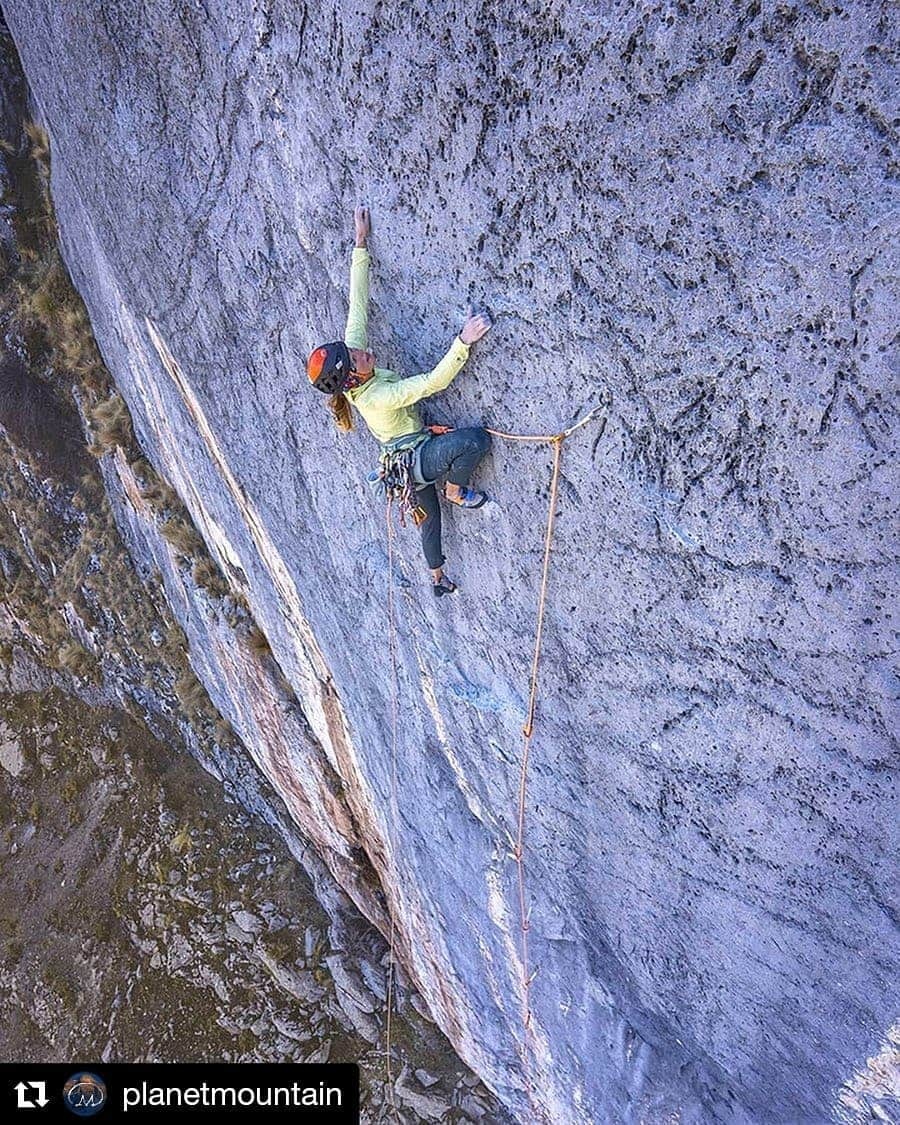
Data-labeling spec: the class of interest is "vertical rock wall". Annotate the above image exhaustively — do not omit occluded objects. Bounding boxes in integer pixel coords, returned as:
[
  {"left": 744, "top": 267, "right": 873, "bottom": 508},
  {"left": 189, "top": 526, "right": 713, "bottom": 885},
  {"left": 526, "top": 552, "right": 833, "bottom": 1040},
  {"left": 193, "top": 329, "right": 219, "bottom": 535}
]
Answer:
[
  {"left": 3, "top": 2, "right": 897, "bottom": 1121},
  {"left": 0, "top": 34, "right": 513, "bottom": 1115}
]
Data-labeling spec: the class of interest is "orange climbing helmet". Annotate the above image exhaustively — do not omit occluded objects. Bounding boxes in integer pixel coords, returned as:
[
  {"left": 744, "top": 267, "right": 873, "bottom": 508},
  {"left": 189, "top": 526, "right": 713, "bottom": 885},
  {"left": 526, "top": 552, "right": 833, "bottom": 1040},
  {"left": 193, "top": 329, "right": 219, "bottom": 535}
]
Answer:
[{"left": 307, "top": 341, "right": 352, "bottom": 395}]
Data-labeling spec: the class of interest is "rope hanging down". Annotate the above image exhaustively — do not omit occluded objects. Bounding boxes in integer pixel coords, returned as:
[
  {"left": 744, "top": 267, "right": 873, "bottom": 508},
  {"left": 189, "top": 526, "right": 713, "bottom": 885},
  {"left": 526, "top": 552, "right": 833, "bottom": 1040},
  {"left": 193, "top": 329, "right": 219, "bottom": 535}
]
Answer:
[
  {"left": 484, "top": 400, "right": 608, "bottom": 1118},
  {"left": 381, "top": 399, "right": 609, "bottom": 1122}
]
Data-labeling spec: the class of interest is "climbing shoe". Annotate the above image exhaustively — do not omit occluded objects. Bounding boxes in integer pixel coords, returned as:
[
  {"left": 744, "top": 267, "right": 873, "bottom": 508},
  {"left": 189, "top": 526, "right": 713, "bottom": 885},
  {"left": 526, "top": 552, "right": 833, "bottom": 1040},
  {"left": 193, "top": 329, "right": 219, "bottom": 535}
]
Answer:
[
  {"left": 432, "top": 575, "right": 458, "bottom": 598},
  {"left": 442, "top": 485, "right": 488, "bottom": 509}
]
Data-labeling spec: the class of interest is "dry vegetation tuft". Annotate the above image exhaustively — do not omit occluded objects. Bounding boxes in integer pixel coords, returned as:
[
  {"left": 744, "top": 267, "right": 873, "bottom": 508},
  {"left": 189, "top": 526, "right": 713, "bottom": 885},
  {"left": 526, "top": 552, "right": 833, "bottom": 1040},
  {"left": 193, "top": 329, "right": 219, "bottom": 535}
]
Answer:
[
  {"left": 57, "top": 640, "right": 97, "bottom": 681},
  {"left": 89, "top": 393, "right": 133, "bottom": 453},
  {"left": 160, "top": 514, "right": 206, "bottom": 558}
]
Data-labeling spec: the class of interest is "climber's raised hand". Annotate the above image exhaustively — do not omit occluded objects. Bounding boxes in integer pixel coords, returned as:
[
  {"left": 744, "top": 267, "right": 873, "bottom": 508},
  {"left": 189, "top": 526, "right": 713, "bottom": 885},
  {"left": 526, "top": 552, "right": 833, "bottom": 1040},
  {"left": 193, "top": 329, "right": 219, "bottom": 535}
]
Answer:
[
  {"left": 459, "top": 309, "right": 492, "bottom": 346},
  {"left": 354, "top": 204, "right": 370, "bottom": 248}
]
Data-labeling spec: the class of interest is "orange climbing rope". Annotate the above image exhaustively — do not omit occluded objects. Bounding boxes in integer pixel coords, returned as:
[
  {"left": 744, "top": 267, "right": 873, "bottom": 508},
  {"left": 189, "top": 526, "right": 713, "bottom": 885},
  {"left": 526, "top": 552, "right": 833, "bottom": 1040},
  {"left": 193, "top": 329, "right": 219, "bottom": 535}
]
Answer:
[
  {"left": 381, "top": 401, "right": 608, "bottom": 1122},
  {"left": 484, "top": 402, "right": 608, "bottom": 1119}
]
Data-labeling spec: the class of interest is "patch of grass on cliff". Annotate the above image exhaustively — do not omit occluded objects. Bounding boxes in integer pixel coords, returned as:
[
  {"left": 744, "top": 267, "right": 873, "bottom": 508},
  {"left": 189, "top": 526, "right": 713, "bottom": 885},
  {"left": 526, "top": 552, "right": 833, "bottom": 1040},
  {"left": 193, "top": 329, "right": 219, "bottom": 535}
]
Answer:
[
  {"left": 23, "top": 120, "right": 50, "bottom": 176},
  {"left": 261, "top": 928, "right": 300, "bottom": 965},
  {"left": 160, "top": 514, "right": 205, "bottom": 558},
  {"left": 174, "top": 666, "right": 217, "bottom": 727},
  {"left": 43, "top": 960, "right": 77, "bottom": 1015},
  {"left": 159, "top": 621, "right": 188, "bottom": 663},
  {"left": 214, "top": 716, "right": 236, "bottom": 746},
  {"left": 89, "top": 393, "right": 134, "bottom": 454},
  {"left": 10, "top": 247, "right": 111, "bottom": 396},
  {"left": 130, "top": 458, "right": 179, "bottom": 515},
  {"left": 169, "top": 824, "right": 193, "bottom": 855},
  {"left": 2, "top": 116, "right": 110, "bottom": 398},
  {"left": 0, "top": 119, "right": 55, "bottom": 252},
  {"left": 127, "top": 457, "right": 238, "bottom": 612},
  {"left": 57, "top": 639, "right": 98, "bottom": 682},
  {"left": 59, "top": 773, "right": 85, "bottom": 805},
  {"left": 192, "top": 556, "right": 231, "bottom": 598},
  {"left": 0, "top": 112, "right": 253, "bottom": 762},
  {"left": 246, "top": 623, "right": 272, "bottom": 658},
  {"left": 4, "top": 118, "right": 261, "bottom": 672},
  {"left": 140, "top": 476, "right": 180, "bottom": 513},
  {"left": 222, "top": 591, "right": 250, "bottom": 630},
  {"left": 1, "top": 465, "right": 160, "bottom": 700},
  {"left": 2, "top": 543, "right": 74, "bottom": 660}
]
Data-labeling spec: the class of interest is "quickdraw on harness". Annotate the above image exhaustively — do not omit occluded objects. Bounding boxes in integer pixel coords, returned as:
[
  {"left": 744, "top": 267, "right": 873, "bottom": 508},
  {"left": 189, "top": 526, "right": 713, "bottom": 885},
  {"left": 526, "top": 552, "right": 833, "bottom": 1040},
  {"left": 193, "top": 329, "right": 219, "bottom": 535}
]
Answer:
[
  {"left": 374, "top": 432, "right": 430, "bottom": 528},
  {"left": 378, "top": 448, "right": 425, "bottom": 527}
]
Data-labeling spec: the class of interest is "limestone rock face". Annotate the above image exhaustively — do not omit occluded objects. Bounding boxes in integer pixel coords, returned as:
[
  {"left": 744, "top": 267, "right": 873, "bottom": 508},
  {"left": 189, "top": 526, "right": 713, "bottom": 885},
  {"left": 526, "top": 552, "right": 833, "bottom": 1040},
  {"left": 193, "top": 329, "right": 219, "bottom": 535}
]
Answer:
[{"left": 3, "top": 2, "right": 897, "bottom": 1121}]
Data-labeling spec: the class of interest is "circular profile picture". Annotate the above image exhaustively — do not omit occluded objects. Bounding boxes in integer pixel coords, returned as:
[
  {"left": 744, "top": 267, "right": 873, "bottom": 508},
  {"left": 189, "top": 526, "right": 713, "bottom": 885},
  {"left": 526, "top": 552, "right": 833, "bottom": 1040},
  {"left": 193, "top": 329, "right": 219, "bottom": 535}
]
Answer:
[{"left": 63, "top": 1072, "right": 107, "bottom": 1116}]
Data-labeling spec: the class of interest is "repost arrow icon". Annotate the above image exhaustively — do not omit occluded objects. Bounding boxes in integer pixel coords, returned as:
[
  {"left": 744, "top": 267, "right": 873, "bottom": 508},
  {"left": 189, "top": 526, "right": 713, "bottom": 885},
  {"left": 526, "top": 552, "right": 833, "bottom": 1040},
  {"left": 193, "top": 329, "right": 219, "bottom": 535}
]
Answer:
[{"left": 14, "top": 1081, "right": 48, "bottom": 1109}]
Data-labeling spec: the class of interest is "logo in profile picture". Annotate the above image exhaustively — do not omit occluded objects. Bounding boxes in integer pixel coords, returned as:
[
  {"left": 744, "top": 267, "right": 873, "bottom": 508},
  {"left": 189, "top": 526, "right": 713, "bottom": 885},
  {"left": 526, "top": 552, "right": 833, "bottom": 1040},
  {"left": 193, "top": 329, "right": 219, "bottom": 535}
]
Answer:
[{"left": 63, "top": 1072, "right": 107, "bottom": 1116}]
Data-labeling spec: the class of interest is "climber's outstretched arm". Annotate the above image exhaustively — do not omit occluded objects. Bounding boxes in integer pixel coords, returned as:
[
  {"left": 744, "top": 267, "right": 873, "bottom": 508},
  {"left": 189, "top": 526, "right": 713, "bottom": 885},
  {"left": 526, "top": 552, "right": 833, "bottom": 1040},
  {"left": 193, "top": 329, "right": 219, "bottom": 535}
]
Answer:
[
  {"left": 364, "top": 310, "right": 492, "bottom": 411},
  {"left": 344, "top": 205, "right": 370, "bottom": 350}
]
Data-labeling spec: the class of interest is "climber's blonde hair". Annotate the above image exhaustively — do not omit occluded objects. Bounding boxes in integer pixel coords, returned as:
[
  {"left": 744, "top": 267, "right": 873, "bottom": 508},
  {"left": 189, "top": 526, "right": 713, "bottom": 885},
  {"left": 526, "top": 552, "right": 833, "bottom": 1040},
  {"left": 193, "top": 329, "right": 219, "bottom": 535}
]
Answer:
[{"left": 328, "top": 392, "right": 354, "bottom": 433}]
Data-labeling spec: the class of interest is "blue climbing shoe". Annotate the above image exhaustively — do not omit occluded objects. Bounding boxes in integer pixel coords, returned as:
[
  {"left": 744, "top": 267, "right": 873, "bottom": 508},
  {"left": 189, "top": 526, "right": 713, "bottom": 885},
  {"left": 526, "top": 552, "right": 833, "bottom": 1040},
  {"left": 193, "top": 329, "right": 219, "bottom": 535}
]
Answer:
[
  {"left": 432, "top": 575, "right": 458, "bottom": 598},
  {"left": 442, "top": 485, "right": 488, "bottom": 509}
]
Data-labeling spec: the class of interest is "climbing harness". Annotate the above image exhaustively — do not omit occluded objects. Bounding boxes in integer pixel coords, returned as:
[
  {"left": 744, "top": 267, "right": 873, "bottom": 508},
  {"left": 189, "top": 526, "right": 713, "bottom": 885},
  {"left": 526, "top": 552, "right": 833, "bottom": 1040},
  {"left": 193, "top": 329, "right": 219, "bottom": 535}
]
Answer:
[
  {"left": 381, "top": 447, "right": 426, "bottom": 526},
  {"left": 380, "top": 397, "right": 610, "bottom": 1123},
  {"left": 368, "top": 432, "right": 431, "bottom": 527}
]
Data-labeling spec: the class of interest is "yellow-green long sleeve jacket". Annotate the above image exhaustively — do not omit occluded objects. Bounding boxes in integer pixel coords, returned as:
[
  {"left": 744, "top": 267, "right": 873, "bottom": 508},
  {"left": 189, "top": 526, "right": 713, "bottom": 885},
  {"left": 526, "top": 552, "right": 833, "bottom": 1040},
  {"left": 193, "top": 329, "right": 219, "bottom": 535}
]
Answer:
[{"left": 343, "top": 247, "right": 471, "bottom": 446}]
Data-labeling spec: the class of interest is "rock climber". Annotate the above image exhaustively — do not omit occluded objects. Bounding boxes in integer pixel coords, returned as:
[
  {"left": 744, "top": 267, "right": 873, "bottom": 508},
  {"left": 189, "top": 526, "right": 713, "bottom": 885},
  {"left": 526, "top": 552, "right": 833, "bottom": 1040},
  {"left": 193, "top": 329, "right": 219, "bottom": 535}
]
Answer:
[{"left": 306, "top": 205, "right": 493, "bottom": 598}]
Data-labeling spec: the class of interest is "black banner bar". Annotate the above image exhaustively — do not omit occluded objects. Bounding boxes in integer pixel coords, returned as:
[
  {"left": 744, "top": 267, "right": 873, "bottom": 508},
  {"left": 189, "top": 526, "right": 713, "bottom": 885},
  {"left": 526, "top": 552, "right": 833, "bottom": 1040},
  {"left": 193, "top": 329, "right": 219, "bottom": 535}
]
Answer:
[{"left": 0, "top": 1064, "right": 359, "bottom": 1122}]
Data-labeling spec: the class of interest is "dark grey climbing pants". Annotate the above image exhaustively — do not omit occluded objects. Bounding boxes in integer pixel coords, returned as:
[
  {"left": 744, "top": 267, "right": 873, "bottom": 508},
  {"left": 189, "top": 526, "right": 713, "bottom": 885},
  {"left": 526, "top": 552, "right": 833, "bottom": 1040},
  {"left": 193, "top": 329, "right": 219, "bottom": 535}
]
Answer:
[{"left": 416, "top": 427, "right": 492, "bottom": 569}]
